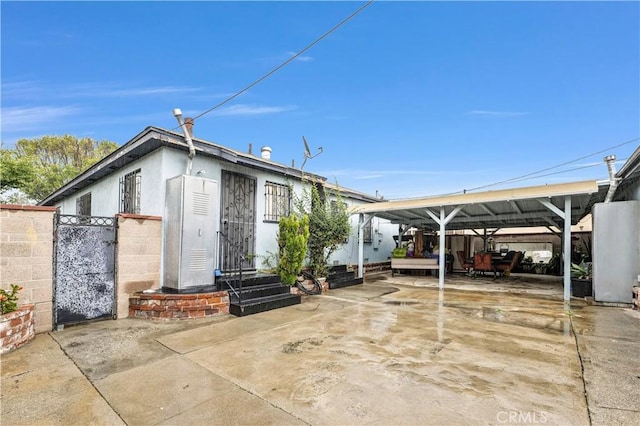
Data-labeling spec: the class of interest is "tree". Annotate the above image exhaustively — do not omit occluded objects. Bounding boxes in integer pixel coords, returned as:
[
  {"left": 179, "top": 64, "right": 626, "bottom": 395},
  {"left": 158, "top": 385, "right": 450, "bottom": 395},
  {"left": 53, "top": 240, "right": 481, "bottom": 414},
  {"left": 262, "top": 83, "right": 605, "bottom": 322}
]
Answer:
[
  {"left": 294, "top": 180, "right": 351, "bottom": 277},
  {"left": 0, "top": 149, "right": 35, "bottom": 192},
  {"left": 0, "top": 135, "right": 119, "bottom": 203}
]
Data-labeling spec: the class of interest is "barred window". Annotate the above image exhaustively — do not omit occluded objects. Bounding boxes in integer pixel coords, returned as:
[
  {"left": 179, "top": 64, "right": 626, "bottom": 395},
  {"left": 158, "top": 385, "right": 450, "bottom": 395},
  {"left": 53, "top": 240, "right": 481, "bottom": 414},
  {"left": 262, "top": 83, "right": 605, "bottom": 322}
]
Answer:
[
  {"left": 363, "top": 220, "right": 373, "bottom": 243},
  {"left": 119, "top": 169, "right": 141, "bottom": 214},
  {"left": 264, "top": 181, "right": 290, "bottom": 222},
  {"left": 76, "top": 193, "right": 91, "bottom": 216}
]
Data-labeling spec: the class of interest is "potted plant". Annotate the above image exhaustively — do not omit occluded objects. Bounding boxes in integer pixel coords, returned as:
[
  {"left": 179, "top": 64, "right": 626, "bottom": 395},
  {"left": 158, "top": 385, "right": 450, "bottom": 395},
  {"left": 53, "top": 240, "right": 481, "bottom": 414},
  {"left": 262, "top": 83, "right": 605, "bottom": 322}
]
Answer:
[
  {"left": 0, "top": 284, "right": 22, "bottom": 315},
  {"left": 571, "top": 262, "right": 592, "bottom": 297}
]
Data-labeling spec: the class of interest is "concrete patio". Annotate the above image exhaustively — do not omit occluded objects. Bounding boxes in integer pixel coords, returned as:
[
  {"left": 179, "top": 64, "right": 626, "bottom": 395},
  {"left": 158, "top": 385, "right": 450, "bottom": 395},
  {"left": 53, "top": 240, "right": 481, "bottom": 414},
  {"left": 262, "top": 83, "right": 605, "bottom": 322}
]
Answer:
[
  {"left": 1, "top": 273, "right": 638, "bottom": 425},
  {"left": 382, "top": 270, "right": 567, "bottom": 299}
]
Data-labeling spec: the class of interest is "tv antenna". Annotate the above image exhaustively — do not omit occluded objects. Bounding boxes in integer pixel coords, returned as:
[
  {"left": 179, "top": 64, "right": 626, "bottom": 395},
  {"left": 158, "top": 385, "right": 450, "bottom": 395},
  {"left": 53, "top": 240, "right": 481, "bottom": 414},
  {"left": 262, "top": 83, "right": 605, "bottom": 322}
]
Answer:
[{"left": 300, "top": 136, "right": 323, "bottom": 170}]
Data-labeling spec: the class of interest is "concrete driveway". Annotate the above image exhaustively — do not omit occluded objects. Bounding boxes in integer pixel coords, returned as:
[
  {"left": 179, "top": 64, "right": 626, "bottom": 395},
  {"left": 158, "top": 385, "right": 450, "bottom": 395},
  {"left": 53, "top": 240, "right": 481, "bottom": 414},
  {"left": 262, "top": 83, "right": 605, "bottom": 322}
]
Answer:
[{"left": 2, "top": 274, "right": 638, "bottom": 425}]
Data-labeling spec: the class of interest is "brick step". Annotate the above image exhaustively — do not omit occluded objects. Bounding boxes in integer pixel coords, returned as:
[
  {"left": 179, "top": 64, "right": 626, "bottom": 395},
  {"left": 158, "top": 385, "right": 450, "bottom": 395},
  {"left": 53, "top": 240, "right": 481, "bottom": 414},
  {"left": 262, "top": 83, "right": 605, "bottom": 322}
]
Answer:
[
  {"left": 228, "top": 283, "right": 291, "bottom": 303},
  {"left": 218, "top": 274, "right": 281, "bottom": 292},
  {"left": 329, "top": 264, "right": 348, "bottom": 273},
  {"left": 327, "top": 271, "right": 355, "bottom": 281},
  {"left": 327, "top": 275, "right": 354, "bottom": 286},
  {"left": 222, "top": 273, "right": 281, "bottom": 287},
  {"left": 329, "top": 276, "right": 363, "bottom": 289},
  {"left": 229, "top": 293, "right": 301, "bottom": 317}
]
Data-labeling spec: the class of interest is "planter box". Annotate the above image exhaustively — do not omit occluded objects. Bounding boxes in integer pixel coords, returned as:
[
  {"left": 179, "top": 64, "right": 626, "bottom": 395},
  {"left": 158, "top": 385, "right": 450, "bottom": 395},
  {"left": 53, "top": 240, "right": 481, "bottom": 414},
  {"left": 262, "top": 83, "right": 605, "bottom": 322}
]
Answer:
[
  {"left": 1, "top": 304, "right": 36, "bottom": 354},
  {"left": 391, "top": 257, "right": 439, "bottom": 276},
  {"left": 571, "top": 279, "right": 593, "bottom": 298}
]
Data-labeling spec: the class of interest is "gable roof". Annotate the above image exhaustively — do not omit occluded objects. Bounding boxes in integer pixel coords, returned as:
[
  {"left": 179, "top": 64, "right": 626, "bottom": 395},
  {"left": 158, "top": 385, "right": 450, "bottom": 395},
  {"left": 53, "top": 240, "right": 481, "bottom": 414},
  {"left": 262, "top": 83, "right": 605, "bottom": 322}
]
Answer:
[
  {"left": 39, "top": 126, "right": 326, "bottom": 206},
  {"left": 613, "top": 144, "right": 640, "bottom": 201},
  {"left": 617, "top": 145, "right": 640, "bottom": 179},
  {"left": 323, "top": 181, "right": 380, "bottom": 204}
]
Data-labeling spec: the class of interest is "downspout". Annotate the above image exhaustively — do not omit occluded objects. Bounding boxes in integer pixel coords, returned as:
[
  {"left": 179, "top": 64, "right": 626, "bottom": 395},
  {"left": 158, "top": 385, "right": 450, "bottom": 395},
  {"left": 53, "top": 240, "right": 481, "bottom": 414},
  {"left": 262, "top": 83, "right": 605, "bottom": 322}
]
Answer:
[
  {"left": 172, "top": 108, "right": 196, "bottom": 175},
  {"left": 603, "top": 155, "right": 619, "bottom": 203}
]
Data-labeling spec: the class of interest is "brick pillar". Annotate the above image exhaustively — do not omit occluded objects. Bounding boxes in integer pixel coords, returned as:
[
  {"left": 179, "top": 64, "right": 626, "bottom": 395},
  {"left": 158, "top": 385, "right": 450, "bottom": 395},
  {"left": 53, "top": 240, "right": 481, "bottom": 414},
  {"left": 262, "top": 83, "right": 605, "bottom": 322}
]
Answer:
[
  {"left": 115, "top": 214, "right": 162, "bottom": 318},
  {"left": 1, "top": 205, "right": 55, "bottom": 333}
]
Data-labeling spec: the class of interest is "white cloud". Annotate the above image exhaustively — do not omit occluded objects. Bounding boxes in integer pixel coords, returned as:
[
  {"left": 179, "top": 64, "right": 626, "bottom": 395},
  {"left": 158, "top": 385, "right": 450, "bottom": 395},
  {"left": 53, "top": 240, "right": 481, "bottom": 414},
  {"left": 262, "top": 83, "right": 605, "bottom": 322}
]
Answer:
[
  {"left": 1, "top": 80, "right": 203, "bottom": 101},
  {"left": 64, "top": 83, "right": 203, "bottom": 99},
  {"left": 1, "top": 105, "right": 81, "bottom": 132},
  {"left": 469, "top": 110, "right": 528, "bottom": 117},
  {"left": 355, "top": 174, "right": 384, "bottom": 180},
  {"left": 106, "top": 86, "right": 202, "bottom": 97},
  {"left": 287, "top": 51, "right": 314, "bottom": 62},
  {"left": 212, "top": 104, "right": 297, "bottom": 116},
  {"left": 1, "top": 81, "right": 42, "bottom": 99}
]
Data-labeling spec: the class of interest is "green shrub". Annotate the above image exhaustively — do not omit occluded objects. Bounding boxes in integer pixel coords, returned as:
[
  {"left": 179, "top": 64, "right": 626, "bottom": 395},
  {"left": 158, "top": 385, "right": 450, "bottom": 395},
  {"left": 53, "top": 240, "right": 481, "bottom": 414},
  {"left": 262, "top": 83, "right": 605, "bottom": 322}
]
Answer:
[
  {"left": 277, "top": 214, "right": 310, "bottom": 285},
  {"left": 0, "top": 284, "right": 22, "bottom": 314},
  {"left": 293, "top": 181, "right": 351, "bottom": 277}
]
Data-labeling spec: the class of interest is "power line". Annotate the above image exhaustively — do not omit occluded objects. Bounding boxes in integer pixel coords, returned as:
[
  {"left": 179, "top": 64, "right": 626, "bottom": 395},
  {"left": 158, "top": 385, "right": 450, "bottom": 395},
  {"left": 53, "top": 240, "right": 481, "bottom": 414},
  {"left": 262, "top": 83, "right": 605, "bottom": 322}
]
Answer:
[
  {"left": 422, "top": 136, "right": 639, "bottom": 199},
  {"left": 503, "top": 162, "right": 602, "bottom": 184},
  {"left": 175, "top": 0, "right": 375, "bottom": 129},
  {"left": 463, "top": 137, "right": 639, "bottom": 193}
]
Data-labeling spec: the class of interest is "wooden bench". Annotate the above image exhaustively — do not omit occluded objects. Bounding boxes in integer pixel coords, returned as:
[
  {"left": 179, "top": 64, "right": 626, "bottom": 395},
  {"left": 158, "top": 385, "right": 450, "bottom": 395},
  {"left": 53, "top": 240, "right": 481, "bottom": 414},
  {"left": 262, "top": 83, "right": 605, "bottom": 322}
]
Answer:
[{"left": 391, "top": 257, "right": 439, "bottom": 276}]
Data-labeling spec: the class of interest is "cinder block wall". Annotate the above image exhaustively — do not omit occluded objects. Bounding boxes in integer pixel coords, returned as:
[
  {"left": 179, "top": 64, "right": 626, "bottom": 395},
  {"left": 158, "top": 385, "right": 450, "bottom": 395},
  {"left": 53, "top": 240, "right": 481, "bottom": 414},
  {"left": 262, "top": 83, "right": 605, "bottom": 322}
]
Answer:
[
  {"left": 0, "top": 205, "right": 55, "bottom": 333},
  {"left": 116, "top": 214, "right": 162, "bottom": 318}
]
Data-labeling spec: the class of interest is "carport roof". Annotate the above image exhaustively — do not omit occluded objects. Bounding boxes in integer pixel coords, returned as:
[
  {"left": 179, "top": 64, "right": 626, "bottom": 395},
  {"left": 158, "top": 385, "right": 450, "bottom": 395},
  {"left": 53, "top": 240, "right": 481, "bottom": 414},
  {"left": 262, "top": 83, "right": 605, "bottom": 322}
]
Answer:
[{"left": 349, "top": 180, "right": 609, "bottom": 231}]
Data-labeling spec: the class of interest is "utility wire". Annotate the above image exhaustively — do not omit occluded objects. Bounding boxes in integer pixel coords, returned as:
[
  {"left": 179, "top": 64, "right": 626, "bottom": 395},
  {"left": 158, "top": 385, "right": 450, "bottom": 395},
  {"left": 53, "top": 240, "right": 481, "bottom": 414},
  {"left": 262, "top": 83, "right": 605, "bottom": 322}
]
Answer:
[
  {"left": 422, "top": 136, "right": 639, "bottom": 199},
  {"left": 463, "top": 136, "right": 639, "bottom": 193},
  {"left": 174, "top": 0, "right": 375, "bottom": 129},
  {"left": 501, "top": 162, "right": 603, "bottom": 185}
]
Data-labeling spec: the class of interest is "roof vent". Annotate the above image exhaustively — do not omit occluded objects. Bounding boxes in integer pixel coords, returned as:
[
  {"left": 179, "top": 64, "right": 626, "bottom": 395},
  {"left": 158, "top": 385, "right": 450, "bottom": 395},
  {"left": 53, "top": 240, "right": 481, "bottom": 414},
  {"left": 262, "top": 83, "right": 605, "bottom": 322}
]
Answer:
[
  {"left": 261, "top": 146, "right": 272, "bottom": 160},
  {"left": 603, "top": 155, "right": 619, "bottom": 203}
]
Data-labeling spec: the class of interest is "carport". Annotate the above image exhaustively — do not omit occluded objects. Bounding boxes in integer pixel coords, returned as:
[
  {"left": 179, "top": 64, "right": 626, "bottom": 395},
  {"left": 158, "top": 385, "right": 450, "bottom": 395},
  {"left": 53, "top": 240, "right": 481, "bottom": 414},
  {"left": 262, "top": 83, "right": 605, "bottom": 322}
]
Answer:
[{"left": 351, "top": 180, "right": 609, "bottom": 302}]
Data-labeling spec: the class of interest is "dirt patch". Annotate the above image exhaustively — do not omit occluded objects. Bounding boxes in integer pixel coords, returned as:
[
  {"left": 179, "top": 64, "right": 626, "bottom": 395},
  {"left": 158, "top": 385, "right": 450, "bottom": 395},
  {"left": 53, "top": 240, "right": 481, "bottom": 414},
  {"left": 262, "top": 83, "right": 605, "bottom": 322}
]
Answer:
[{"left": 282, "top": 338, "right": 323, "bottom": 354}]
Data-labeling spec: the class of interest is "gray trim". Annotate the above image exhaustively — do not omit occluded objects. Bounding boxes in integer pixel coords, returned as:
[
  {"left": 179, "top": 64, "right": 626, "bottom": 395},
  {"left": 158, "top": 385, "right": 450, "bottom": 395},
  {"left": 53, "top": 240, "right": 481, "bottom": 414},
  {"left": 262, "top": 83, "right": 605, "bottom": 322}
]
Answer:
[
  {"left": 39, "top": 126, "right": 325, "bottom": 206},
  {"left": 40, "top": 127, "right": 164, "bottom": 206},
  {"left": 350, "top": 181, "right": 609, "bottom": 231},
  {"left": 616, "top": 145, "right": 640, "bottom": 179}
]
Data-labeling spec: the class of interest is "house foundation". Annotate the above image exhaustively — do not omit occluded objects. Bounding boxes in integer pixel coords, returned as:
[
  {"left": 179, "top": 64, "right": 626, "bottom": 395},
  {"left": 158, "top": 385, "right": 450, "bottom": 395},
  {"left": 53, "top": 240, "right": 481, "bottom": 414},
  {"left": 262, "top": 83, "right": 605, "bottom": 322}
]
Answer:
[{"left": 128, "top": 291, "right": 229, "bottom": 319}]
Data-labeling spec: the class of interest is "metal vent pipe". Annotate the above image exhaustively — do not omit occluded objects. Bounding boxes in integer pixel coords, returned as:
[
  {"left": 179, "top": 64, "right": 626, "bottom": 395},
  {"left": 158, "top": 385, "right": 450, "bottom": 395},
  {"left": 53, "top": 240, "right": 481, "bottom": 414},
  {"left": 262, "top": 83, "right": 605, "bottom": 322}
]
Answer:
[
  {"left": 172, "top": 108, "right": 196, "bottom": 175},
  {"left": 603, "top": 155, "right": 619, "bottom": 203}
]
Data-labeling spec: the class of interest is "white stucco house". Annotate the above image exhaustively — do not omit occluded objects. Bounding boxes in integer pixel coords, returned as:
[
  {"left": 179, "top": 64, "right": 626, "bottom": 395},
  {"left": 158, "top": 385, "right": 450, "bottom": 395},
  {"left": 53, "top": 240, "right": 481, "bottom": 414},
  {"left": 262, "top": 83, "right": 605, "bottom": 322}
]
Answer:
[{"left": 39, "top": 125, "right": 397, "bottom": 280}]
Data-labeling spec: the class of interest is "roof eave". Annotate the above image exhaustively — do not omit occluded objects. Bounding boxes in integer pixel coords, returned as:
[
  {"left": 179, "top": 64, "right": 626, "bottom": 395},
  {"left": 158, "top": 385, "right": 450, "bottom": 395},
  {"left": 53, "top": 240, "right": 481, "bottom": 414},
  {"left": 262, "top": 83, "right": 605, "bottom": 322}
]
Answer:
[
  {"left": 39, "top": 126, "right": 326, "bottom": 206},
  {"left": 39, "top": 127, "right": 163, "bottom": 206},
  {"left": 349, "top": 180, "right": 601, "bottom": 215},
  {"left": 616, "top": 144, "right": 640, "bottom": 179}
]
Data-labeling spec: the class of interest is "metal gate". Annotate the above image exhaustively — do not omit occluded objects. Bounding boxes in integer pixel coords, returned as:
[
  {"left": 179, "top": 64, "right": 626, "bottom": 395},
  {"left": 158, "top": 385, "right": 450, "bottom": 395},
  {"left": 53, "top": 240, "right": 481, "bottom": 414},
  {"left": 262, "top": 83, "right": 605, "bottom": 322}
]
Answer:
[
  {"left": 220, "top": 171, "right": 256, "bottom": 271},
  {"left": 53, "top": 214, "right": 116, "bottom": 326}
]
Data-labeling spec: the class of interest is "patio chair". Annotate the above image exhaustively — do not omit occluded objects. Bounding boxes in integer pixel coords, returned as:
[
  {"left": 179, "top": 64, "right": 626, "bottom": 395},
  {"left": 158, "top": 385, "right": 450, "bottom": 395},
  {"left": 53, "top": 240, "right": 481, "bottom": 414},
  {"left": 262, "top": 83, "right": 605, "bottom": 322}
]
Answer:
[
  {"left": 457, "top": 250, "right": 474, "bottom": 275},
  {"left": 495, "top": 251, "right": 523, "bottom": 277},
  {"left": 473, "top": 252, "right": 496, "bottom": 278}
]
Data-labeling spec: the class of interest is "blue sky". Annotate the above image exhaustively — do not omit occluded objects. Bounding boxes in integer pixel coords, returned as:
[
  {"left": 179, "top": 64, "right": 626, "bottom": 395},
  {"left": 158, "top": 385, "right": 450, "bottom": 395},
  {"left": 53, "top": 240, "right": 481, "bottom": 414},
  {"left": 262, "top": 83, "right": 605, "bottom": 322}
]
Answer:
[{"left": 2, "top": 1, "right": 639, "bottom": 199}]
